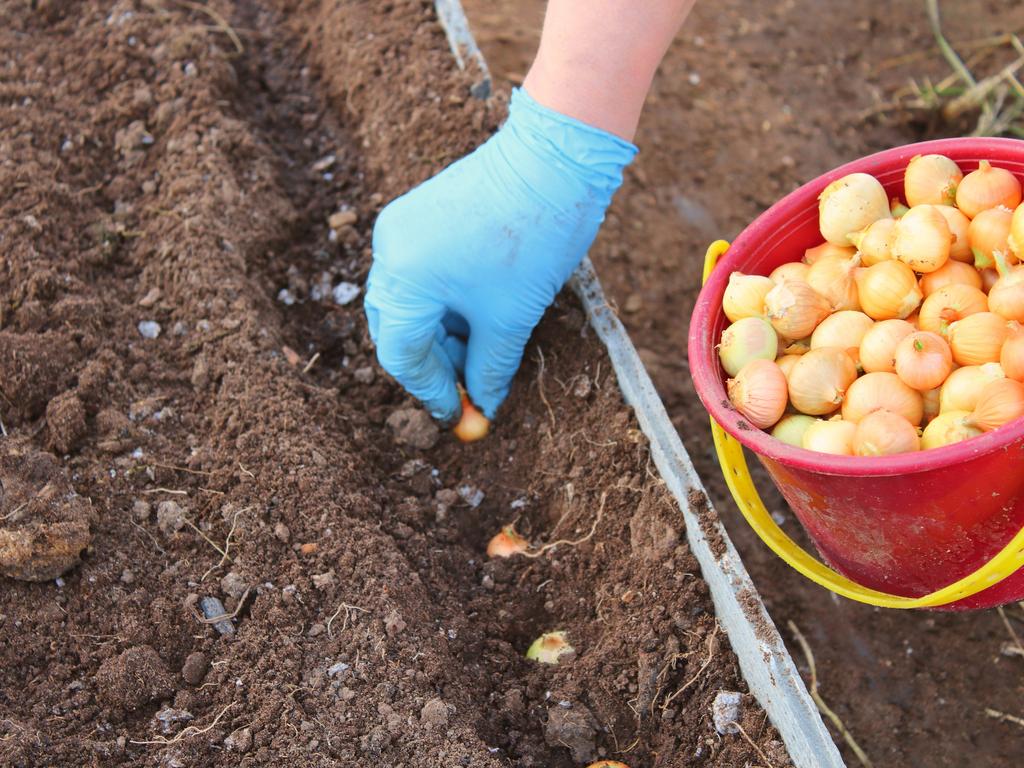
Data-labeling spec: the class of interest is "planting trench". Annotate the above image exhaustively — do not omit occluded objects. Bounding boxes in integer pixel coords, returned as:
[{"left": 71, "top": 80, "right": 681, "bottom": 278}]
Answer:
[{"left": 0, "top": 1, "right": 793, "bottom": 766}]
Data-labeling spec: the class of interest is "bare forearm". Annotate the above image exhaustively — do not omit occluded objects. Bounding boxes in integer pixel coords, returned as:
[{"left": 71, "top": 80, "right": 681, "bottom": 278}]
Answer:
[{"left": 523, "top": 0, "right": 696, "bottom": 140}]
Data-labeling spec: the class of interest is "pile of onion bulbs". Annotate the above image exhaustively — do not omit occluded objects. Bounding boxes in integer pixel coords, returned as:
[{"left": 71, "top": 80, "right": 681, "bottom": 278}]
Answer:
[{"left": 720, "top": 154, "right": 1024, "bottom": 456}]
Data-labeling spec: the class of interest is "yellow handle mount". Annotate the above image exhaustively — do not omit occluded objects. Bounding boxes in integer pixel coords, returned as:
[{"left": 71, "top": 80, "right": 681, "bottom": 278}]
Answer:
[{"left": 702, "top": 240, "right": 1024, "bottom": 608}]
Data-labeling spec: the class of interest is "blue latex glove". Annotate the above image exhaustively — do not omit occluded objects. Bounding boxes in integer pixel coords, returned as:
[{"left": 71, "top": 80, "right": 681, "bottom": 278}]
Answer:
[{"left": 365, "top": 88, "right": 637, "bottom": 421}]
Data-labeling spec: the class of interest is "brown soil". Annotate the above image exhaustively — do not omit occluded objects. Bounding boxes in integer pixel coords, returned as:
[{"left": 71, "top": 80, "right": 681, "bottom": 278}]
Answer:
[
  {"left": 461, "top": 1, "right": 1024, "bottom": 767},
  {"left": 0, "top": 1, "right": 792, "bottom": 766}
]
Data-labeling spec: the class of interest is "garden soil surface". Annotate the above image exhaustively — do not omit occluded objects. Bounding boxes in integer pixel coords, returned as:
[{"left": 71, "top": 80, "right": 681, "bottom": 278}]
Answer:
[
  {"left": 0, "top": 1, "right": 793, "bottom": 767},
  {"left": 461, "top": 0, "right": 1024, "bottom": 767}
]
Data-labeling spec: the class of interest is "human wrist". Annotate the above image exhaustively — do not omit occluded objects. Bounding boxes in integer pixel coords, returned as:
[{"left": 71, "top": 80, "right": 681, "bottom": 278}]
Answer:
[{"left": 496, "top": 87, "right": 637, "bottom": 220}]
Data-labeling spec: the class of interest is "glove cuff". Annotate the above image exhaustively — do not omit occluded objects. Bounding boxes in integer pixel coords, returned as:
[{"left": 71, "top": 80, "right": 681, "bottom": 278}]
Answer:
[{"left": 497, "top": 87, "right": 638, "bottom": 214}]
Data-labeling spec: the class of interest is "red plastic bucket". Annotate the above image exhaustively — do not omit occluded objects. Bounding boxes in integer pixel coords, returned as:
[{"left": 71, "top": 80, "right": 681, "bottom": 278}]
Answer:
[{"left": 688, "top": 137, "right": 1024, "bottom": 610}]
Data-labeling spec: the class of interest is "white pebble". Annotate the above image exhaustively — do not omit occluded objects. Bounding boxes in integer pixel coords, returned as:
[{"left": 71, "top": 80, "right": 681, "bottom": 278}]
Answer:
[
  {"left": 138, "top": 320, "right": 161, "bottom": 339},
  {"left": 711, "top": 690, "right": 743, "bottom": 735},
  {"left": 277, "top": 288, "right": 296, "bottom": 306},
  {"left": 332, "top": 282, "right": 360, "bottom": 305}
]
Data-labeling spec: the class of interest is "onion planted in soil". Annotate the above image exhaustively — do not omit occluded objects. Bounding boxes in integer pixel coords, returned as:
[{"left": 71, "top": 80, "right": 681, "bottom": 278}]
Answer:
[
  {"left": 802, "top": 418, "right": 857, "bottom": 455},
  {"left": 526, "top": 631, "right": 574, "bottom": 665},
  {"left": 853, "top": 410, "right": 920, "bottom": 455},
  {"left": 788, "top": 347, "right": 858, "bottom": 415},
  {"left": 771, "top": 414, "right": 818, "bottom": 447},
  {"left": 859, "top": 319, "right": 915, "bottom": 373},
  {"left": 486, "top": 525, "right": 528, "bottom": 558},
  {"left": 854, "top": 260, "right": 922, "bottom": 320},
  {"left": 841, "top": 371, "right": 924, "bottom": 425},
  {"left": 892, "top": 204, "right": 952, "bottom": 273},
  {"left": 718, "top": 316, "right": 778, "bottom": 377},
  {"left": 894, "top": 331, "right": 953, "bottom": 391},
  {"left": 765, "top": 280, "right": 832, "bottom": 340},
  {"left": 947, "top": 312, "right": 1009, "bottom": 366},
  {"left": 723, "top": 272, "right": 774, "bottom": 322},
  {"left": 955, "top": 160, "right": 1022, "bottom": 218},
  {"left": 966, "top": 378, "right": 1024, "bottom": 431},
  {"left": 818, "top": 172, "right": 891, "bottom": 246},
  {"left": 904, "top": 154, "right": 963, "bottom": 207},
  {"left": 727, "top": 359, "right": 788, "bottom": 429},
  {"left": 940, "top": 363, "right": 1005, "bottom": 413}
]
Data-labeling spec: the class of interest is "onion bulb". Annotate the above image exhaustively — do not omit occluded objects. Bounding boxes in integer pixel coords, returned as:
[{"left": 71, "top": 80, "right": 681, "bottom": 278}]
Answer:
[
  {"left": 770, "top": 261, "right": 811, "bottom": 284},
  {"left": 966, "top": 378, "right": 1024, "bottom": 431},
  {"left": 921, "top": 410, "right": 982, "bottom": 449},
  {"left": 853, "top": 410, "right": 921, "bottom": 455},
  {"left": 922, "top": 387, "right": 941, "bottom": 421},
  {"left": 804, "top": 242, "right": 857, "bottom": 265},
  {"left": 939, "top": 363, "right": 1005, "bottom": 412},
  {"left": 894, "top": 331, "right": 953, "bottom": 391},
  {"left": 718, "top": 317, "right": 778, "bottom": 377},
  {"left": 1009, "top": 203, "right": 1024, "bottom": 258},
  {"left": 934, "top": 205, "right": 973, "bottom": 262},
  {"left": 723, "top": 272, "right": 774, "bottom": 322},
  {"left": 526, "top": 631, "right": 574, "bottom": 664},
  {"left": 955, "top": 160, "right": 1022, "bottom": 218},
  {"left": 968, "top": 205, "right": 1016, "bottom": 270},
  {"left": 788, "top": 347, "right": 858, "bottom": 415},
  {"left": 851, "top": 218, "right": 897, "bottom": 266},
  {"left": 892, "top": 204, "right": 952, "bottom": 273},
  {"left": 810, "top": 311, "right": 873, "bottom": 369},
  {"left": 917, "top": 283, "right": 987, "bottom": 335},
  {"left": 770, "top": 414, "right": 818, "bottom": 447},
  {"left": 585, "top": 763, "right": 631, "bottom": 768},
  {"left": 1001, "top": 323, "right": 1024, "bottom": 381},
  {"left": 854, "top": 260, "right": 922, "bottom": 320},
  {"left": 818, "top": 173, "right": 891, "bottom": 246},
  {"left": 776, "top": 353, "right": 802, "bottom": 379},
  {"left": 859, "top": 318, "right": 915, "bottom": 373},
  {"left": 802, "top": 418, "right": 857, "bottom": 455},
  {"left": 987, "top": 259, "right": 1024, "bottom": 322},
  {"left": 727, "top": 359, "right": 788, "bottom": 429},
  {"left": 841, "top": 371, "right": 924, "bottom": 425},
  {"left": 807, "top": 253, "right": 861, "bottom": 310},
  {"left": 486, "top": 525, "right": 528, "bottom": 558},
  {"left": 919, "top": 259, "right": 983, "bottom": 296},
  {"left": 765, "top": 281, "right": 832, "bottom": 339},
  {"left": 904, "top": 154, "right": 963, "bottom": 207},
  {"left": 454, "top": 389, "right": 491, "bottom": 442},
  {"left": 947, "top": 312, "right": 1008, "bottom": 366}
]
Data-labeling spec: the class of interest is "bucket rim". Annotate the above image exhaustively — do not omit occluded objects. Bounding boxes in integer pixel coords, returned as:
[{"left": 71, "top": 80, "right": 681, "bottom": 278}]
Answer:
[{"left": 689, "top": 136, "right": 1024, "bottom": 478}]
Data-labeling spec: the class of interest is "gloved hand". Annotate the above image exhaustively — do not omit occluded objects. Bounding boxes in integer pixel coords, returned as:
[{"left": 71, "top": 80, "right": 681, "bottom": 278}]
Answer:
[{"left": 365, "top": 88, "right": 637, "bottom": 421}]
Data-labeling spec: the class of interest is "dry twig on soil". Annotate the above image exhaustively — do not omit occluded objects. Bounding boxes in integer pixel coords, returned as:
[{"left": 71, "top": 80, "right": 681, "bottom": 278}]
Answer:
[
  {"left": 788, "top": 621, "right": 874, "bottom": 768},
  {"left": 985, "top": 708, "right": 1024, "bottom": 728}
]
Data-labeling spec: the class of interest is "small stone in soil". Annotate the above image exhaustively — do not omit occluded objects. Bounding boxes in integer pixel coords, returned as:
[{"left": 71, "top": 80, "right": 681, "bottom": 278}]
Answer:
[
  {"left": 420, "top": 697, "right": 449, "bottom": 729},
  {"left": 386, "top": 408, "right": 439, "bottom": 450},
  {"left": 544, "top": 703, "right": 599, "bottom": 762},
  {"left": 332, "top": 281, "right": 360, "bottom": 305},
  {"left": 199, "top": 596, "right": 235, "bottom": 635},
  {"left": 312, "top": 570, "right": 335, "bottom": 589},
  {"left": 155, "top": 706, "right": 193, "bottom": 734},
  {"left": 220, "top": 571, "right": 248, "bottom": 599},
  {"left": 384, "top": 609, "right": 406, "bottom": 636},
  {"left": 457, "top": 484, "right": 485, "bottom": 508},
  {"left": 138, "top": 287, "right": 161, "bottom": 307},
  {"left": 328, "top": 209, "right": 357, "bottom": 229},
  {"left": 224, "top": 727, "right": 253, "bottom": 753},
  {"left": 137, "top": 320, "right": 161, "bottom": 339},
  {"left": 277, "top": 288, "right": 297, "bottom": 306},
  {"left": 353, "top": 365, "right": 375, "bottom": 384},
  {"left": 711, "top": 690, "right": 743, "bottom": 735},
  {"left": 273, "top": 522, "right": 291, "bottom": 543},
  {"left": 181, "top": 651, "right": 209, "bottom": 685},
  {"left": 155, "top": 500, "right": 186, "bottom": 536}
]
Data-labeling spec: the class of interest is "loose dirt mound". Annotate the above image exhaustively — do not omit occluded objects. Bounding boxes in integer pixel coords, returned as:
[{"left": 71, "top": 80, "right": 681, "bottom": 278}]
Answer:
[{"left": 0, "top": 2, "right": 789, "bottom": 766}]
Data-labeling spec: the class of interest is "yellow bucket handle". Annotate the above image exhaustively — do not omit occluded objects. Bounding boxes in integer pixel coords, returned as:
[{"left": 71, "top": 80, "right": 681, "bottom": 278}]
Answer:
[{"left": 703, "top": 240, "right": 1024, "bottom": 608}]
